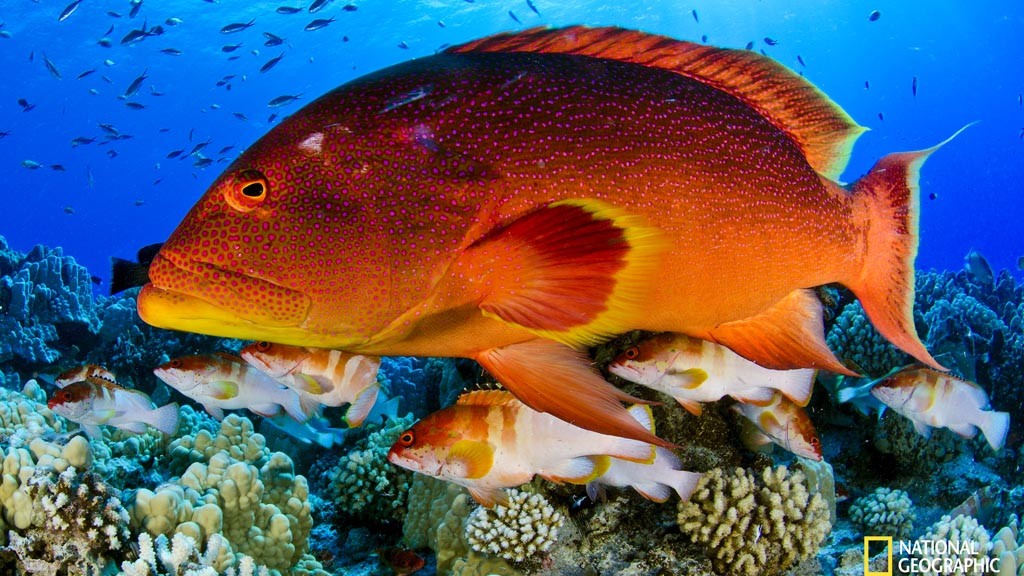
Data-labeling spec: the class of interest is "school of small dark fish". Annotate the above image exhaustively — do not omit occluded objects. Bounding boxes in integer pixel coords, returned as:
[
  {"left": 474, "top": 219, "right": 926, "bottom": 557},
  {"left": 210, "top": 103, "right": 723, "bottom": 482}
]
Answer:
[{"left": 4, "top": 1, "right": 1003, "bottom": 223}]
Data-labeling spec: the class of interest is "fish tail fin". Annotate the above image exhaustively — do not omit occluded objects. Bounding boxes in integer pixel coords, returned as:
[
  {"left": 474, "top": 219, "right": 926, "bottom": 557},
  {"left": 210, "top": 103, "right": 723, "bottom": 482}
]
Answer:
[
  {"left": 835, "top": 383, "right": 862, "bottom": 405},
  {"left": 770, "top": 368, "right": 817, "bottom": 407},
  {"left": 666, "top": 469, "right": 703, "bottom": 502},
  {"left": 145, "top": 402, "right": 180, "bottom": 435},
  {"left": 976, "top": 410, "right": 1010, "bottom": 452},
  {"left": 110, "top": 257, "right": 149, "bottom": 295},
  {"left": 476, "top": 339, "right": 674, "bottom": 449},
  {"left": 847, "top": 125, "right": 972, "bottom": 371}
]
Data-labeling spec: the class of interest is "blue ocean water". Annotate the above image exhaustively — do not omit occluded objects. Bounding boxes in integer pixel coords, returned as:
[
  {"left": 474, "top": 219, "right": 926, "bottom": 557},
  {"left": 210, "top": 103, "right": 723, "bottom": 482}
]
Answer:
[{"left": 1, "top": 1, "right": 1021, "bottom": 283}]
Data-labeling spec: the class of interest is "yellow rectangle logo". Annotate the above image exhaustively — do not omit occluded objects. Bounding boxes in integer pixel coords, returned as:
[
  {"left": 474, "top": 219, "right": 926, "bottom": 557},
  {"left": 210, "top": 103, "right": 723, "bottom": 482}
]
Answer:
[{"left": 864, "top": 536, "right": 893, "bottom": 576}]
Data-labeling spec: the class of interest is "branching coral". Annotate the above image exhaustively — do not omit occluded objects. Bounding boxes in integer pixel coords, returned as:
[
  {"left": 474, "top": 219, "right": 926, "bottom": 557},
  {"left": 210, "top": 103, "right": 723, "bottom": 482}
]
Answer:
[
  {"left": 849, "top": 487, "right": 916, "bottom": 539},
  {"left": 120, "top": 532, "right": 272, "bottom": 576},
  {"left": 677, "top": 465, "right": 831, "bottom": 576},
  {"left": 465, "top": 488, "right": 564, "bottom": 565}
]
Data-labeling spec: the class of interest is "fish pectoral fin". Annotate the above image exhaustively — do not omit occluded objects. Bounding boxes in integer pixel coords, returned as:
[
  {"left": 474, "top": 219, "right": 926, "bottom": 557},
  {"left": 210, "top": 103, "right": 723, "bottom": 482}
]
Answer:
[
  {"left": 733, "top": 387, "right": 776, "bottom": 406},
  {"left": 947, "top": 422, "right": 978, "bottom": 439},
  {"left": 119, "top": 421, "right": 148, "bottom": 434},
  {"left": 467, "top": 486, "right": 509, "bottom": 508},
  {"left": 675, "top": 397, "right": 703, "bottom": 417},
  {"left": 465, "top": 199, "right": 667, "bottom": 349},
  {"left": 81, "top": 424, "right": 104, "bottom": 438},
  {"left": 475, "top": 339, "right": 673, "bottom": 448},
  {"left": 447, "top": 440, "right": 495, "bottom": 479},
  {"left": 209, "top": 381, "right": 239, "bottom": 400},
  {"left": 705, "top": 288, "right": 858, "bottom": 377},
  {"left": 664, "top": 367, "right": 708, "bottom": 389},
  {"left": 543, "top": 455, "right": 611, "bottom": 485},
  {"left": 249, "top": 404, "right": 281, "bottom": 418},
  {"left": 910, "top": 419, "right": 933, "bottom": 438},
  {"left": 342, "top": 382, "right": 380, "bottom": 428},
  {"left": 291, "top": 373, "right": 324, "bottom": 395},
  {"left": 204, "top": 405, "right": 226, "bottom": 420}
]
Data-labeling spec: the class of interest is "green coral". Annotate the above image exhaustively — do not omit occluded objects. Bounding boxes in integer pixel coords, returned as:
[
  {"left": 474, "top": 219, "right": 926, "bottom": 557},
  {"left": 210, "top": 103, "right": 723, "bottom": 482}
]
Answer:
[
  {"left": 848, "top": 487, "right": 915, "bottom": 540},
  {"left": 677, "top": 465, "right": 831, "bottom": 576},
  {"left": 327, "top": 414, "right": 414, "bottom": 522}
]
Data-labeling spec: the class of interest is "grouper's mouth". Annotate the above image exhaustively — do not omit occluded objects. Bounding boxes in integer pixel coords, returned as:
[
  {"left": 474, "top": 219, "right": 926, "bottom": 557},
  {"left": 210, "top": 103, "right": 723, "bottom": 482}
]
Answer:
[{"left": 137, "top": 252, "right": 317, "bottom": 345}]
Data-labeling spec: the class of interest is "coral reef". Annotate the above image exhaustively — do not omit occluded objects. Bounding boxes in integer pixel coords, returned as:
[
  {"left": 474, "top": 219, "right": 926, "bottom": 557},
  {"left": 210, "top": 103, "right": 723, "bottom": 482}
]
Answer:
[
  {"left": 326, "top": 413, "right": 415, "bottom": 523},
  {"left": 872, "top": 411, "right": 964, "bottom": 472},
  {"left": 849, "top": 487, "right": 916, "bottom": 539},
  {"left": 403, "top": 475, "right": 519, "bottom": 575},
  {"left": 465, "top": 488, "right": 564, "bottom": 565},
  {"left": 677, "top": 465, "right": 831, "bottom": 576},
  {"left": 120, "top": 532, "right": 275, "bottom": 576},
  {"left": 991, "top": 514, "right": 1023, "bottom": 576},
  {"left": 0, "top": 238, "right": 99, "bottom": 372},
  {"left": 826, "top": 301, "right": 910, "bottom": 377},
  {"left": 129, "top": 414, "right": 315, "bottom": 572},
  {"left": 915, "top": 514, "right": 992, "bottom": 576}
]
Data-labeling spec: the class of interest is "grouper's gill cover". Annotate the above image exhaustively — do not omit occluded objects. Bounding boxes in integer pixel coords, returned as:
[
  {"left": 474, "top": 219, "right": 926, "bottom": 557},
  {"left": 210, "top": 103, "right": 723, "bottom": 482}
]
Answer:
[{"left": 140, "top": 26, "right": 951, "bottom": 445}]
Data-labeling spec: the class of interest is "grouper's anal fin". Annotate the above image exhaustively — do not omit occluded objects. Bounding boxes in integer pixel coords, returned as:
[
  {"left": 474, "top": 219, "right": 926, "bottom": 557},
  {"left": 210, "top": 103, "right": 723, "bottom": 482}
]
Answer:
[
  {"left": 704, "top": 288, "right": 858, "bottom": 377},
  {"left": 475, "top": 339, "right": 673, "bottom": 448}
]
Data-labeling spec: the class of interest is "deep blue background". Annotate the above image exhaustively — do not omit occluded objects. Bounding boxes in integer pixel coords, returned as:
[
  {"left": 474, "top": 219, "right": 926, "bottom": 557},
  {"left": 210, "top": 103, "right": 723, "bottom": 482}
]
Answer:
[{"left": 2, "top": 1, "right": 1021, "bottom": 286}]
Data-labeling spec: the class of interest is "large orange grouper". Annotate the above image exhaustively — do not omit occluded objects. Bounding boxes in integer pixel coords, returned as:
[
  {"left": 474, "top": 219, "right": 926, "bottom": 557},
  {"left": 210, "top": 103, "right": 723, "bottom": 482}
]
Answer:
[{"left": 138, "top": 27, "right": 953, "bottom": 446}]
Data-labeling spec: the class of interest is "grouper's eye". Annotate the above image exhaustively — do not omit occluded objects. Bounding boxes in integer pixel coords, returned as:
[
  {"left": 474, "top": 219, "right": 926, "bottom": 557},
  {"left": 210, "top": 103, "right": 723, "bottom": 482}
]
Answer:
[{"left": 225, "top": 169, "right": 268, "bottom": 212}]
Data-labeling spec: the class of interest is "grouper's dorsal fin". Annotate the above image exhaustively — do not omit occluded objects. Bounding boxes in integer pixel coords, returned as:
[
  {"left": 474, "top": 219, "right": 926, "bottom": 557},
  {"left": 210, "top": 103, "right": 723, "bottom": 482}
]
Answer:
[
  {"left": 448, "top": 26, "right": 866, "bottom": 180},
  {"left": 456, "top": 390, "right": 519, "bottom": 407}
]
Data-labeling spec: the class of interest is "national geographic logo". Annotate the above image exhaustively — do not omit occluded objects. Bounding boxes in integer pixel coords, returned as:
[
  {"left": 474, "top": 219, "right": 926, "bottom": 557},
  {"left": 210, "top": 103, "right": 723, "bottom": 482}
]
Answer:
[
  {"left": 864, "top": 536, "right": 1001, "bottom": 575},
  {"left": 864, "top": 536, "right": 893, "bottom": 576}
]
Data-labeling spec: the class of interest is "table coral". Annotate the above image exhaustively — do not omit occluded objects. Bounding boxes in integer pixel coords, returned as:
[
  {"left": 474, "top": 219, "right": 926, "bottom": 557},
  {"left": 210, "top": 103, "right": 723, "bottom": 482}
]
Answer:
[
  {"left": 848, "top": 487, "right": 916, "bottom": 540},
  {"left": 677, "top": 465, "right": 831, "bottom": 576},
  {"left": 465, "top": 488, "right": 564, "bottom": 565}
]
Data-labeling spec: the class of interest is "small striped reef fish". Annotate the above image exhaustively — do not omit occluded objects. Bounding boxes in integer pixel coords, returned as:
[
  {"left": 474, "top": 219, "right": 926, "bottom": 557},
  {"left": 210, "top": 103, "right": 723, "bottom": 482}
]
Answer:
[
  {"left": 609, "top": 333, "right": 815, "bottom": 416},
  {"left": 240, "top": 342, "right": 381, "bottom": 427},
  {"left": 47, "top": 375, "right": 179, "bottom": 437},
  {"left": 732, "top": 392, "right": 822, "bottom": 461},
  {"left": 387, "top": 390, "right": 656, "bottom": 507},
  {"left": 870, "top": 367, "right": 1010, "bottom": 452},
  {"left": 55, "top": 364, "right": 117, "bottom": 388},
  {"left": 153, "top": 353, "right": 309, "bottom": 422}
]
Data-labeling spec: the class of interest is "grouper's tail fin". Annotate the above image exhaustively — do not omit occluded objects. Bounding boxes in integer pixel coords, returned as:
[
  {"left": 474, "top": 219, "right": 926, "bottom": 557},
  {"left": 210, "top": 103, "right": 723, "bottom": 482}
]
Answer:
[{"left": 847, "top": 125, "right": 972, "bottom": 371}]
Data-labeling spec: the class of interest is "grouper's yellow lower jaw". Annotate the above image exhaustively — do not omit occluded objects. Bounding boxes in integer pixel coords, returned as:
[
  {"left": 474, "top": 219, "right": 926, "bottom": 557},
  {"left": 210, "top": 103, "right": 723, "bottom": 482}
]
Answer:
[{"left": 137, "top": 284, "right": 331, "bottom": 347}]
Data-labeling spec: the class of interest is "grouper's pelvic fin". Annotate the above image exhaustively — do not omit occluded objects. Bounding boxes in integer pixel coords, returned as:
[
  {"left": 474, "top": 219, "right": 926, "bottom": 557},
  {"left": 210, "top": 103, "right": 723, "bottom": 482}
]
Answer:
[
  {"left": 847, "top": 124, "right": 973, "bottom": 371},
  {"left": 448, "top": 25, "right": 866, "bottom": 180},
  {"left": 475, "top": 339, "right": 674, "bottom": 449}
]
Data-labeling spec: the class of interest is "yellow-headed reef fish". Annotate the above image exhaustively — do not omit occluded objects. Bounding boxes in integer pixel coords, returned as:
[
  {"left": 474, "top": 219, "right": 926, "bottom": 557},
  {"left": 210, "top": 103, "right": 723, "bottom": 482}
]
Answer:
[
  {"left": 387, "top": 390, "right": 655, "bottom": 507},
  {"left": 138, "top": 26, "right": 959, "bottom": 445}
]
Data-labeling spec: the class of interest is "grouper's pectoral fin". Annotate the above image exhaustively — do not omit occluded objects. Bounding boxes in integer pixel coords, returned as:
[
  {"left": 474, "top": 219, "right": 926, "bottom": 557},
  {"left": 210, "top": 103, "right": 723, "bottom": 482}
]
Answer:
[
  {"left": 475, "top": 339, "right": 673, "bottom": 448},
  {"left": 705, "top": 288, "right": 859, "bottom": 377},
  {"left": 462, "top": 199, "right": 668, "bottom": 349}
]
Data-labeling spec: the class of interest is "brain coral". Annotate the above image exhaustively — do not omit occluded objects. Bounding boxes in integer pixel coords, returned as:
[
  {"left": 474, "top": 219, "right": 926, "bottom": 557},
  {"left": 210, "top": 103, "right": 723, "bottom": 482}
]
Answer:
[
  {"left": 677, "top": 465, "right": 831, "bottom": 576},
  {"left": 848, "top": 487, "right": 916, "bottom": 540}
]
